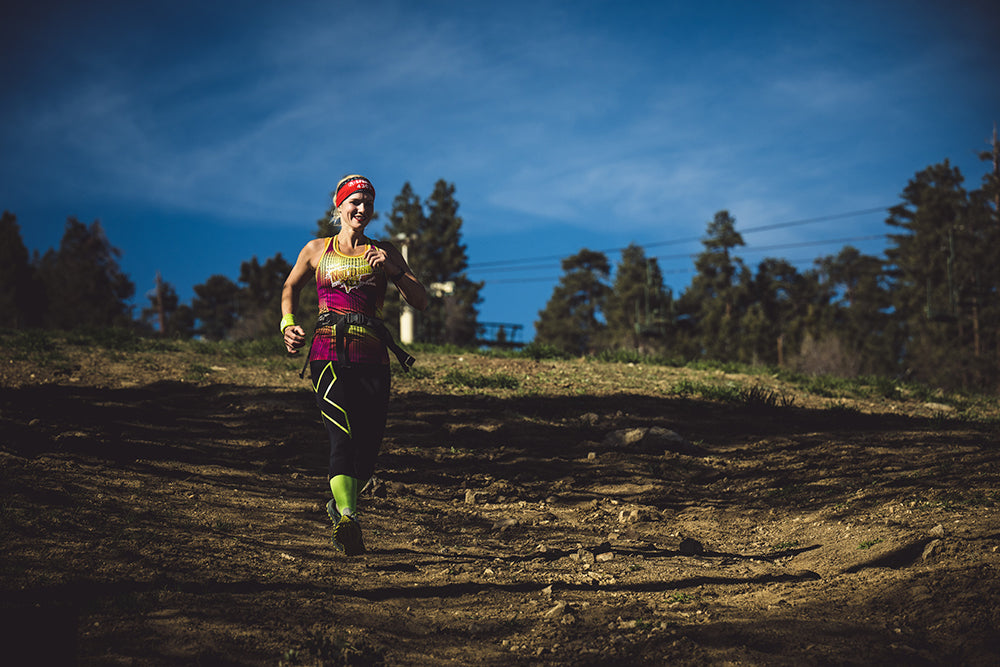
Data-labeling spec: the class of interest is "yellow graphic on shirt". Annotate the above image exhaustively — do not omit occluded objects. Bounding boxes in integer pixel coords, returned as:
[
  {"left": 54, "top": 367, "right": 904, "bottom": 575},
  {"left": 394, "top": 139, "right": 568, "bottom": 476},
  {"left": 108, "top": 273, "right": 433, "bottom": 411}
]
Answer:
[
  {"left": 324, "top": 259, "right": 378, "bottom": 293},
  {"left": 317, "top": 242, "right": 375, "bottom": 293}
]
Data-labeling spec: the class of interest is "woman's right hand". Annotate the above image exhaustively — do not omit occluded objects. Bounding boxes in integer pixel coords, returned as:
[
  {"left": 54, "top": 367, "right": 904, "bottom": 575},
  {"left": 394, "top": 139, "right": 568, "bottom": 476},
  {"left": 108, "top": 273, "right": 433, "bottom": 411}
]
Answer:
[{"left": 283, "top": 325, "right": 306, "bottom": 354}]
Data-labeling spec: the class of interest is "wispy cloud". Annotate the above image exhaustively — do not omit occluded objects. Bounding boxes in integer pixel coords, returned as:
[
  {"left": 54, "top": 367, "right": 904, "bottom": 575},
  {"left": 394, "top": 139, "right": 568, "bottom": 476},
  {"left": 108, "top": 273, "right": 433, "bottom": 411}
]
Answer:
[{"left": 4, "top": 0, "right": 995, "bottom": 253}]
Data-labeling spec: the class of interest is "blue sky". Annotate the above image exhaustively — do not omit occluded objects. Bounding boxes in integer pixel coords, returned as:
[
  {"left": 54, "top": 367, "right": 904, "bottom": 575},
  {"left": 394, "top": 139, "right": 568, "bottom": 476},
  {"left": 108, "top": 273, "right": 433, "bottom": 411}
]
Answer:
[{"left": 3, "top": 0, "right": 998, "bottom": 341}]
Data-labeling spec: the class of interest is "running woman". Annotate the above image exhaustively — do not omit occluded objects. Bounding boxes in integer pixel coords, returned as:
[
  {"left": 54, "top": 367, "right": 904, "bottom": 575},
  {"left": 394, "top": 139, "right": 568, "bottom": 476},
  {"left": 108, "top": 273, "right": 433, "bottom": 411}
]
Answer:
[{"left": 280, "top": 174, "right": 428, "bottom": 555}]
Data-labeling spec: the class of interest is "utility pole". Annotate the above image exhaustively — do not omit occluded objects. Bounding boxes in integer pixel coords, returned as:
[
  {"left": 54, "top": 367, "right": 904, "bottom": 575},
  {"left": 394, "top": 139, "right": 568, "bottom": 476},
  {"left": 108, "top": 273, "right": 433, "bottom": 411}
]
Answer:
[
  {"left": 980, "top": 123, "right": 1000, "bottom": 217},
  {"left": 395, "top": 233, "right": 415, "bottom": 344},
  {"left": 991, "top": 123, "right": 999, "bottom": 216},
  {"left": 155, "top": 271, "right": 166, "bottom": 335}
]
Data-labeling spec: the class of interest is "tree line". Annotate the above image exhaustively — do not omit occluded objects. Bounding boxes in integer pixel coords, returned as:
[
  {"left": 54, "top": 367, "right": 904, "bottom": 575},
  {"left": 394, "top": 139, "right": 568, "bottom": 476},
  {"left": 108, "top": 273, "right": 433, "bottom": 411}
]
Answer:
[
  {"left": 534, "top": 136, "right": 1000, "bottom": 391},
  {"left": 2, "top": 135, "right": 997, "bottom": 391},
  {"left": 0, "top": 178, "right": 481, "bottom": 345}
]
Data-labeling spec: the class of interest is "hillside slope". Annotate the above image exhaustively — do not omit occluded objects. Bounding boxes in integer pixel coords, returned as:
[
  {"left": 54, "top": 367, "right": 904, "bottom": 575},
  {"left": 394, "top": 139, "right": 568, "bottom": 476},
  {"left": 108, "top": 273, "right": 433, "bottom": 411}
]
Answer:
[{"left": 2, "top": 339, "right": 998, "bottom": 665}]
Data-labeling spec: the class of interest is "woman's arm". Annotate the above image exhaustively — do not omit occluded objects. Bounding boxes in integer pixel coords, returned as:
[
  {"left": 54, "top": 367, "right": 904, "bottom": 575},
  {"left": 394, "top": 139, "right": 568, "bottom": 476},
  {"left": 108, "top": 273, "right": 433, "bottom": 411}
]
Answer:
[
  {"left": 281, "top": 238, "right": 325, "bottom": 353},
  {"left": 368, "top": 241, "right": 429, "bottom": 311}
]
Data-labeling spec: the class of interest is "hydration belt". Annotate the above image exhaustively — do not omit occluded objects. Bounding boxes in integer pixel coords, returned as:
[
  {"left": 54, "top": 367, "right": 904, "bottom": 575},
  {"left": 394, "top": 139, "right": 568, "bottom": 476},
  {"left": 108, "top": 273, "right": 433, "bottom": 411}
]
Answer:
[{"left": 299, "top": 310, "right": 415, "bottom": 378}]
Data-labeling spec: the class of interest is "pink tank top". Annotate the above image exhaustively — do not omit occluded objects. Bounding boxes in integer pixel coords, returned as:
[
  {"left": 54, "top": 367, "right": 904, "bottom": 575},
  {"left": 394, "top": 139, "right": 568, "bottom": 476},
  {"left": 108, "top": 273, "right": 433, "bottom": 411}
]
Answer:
[{"left": 309, "top": 237, "right": 389, "bottom": 365}]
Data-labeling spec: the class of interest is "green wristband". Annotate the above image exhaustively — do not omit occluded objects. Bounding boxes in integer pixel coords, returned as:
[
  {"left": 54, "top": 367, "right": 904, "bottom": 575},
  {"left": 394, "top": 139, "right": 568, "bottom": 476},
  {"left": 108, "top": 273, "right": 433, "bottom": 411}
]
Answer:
[{"left": 280, "top": 313, "right": 296, "bottom": 333}]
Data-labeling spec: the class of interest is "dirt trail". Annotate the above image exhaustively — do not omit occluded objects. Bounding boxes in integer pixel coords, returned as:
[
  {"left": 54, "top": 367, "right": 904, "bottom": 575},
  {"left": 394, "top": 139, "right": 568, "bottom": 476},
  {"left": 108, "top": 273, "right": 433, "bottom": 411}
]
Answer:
[{"left": 1, "top": 354, "right": 999, "bottom": 665}]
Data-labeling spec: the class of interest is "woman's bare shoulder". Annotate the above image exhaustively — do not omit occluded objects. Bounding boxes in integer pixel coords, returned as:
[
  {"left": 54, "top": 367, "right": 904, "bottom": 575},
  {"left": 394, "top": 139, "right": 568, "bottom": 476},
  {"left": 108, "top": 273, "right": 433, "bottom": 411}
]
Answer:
[
  {"left": 290, "top": 237, "right": 329, "bottom": 271},
  {"left": 300, "top": 236, "right": 329, "bottom": 256}
]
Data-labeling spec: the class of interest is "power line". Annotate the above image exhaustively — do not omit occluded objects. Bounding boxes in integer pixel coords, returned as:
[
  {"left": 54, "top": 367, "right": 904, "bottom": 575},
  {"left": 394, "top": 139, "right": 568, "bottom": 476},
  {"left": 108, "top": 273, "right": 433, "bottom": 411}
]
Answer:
[
  {"left": 726, "top": 206, "right": 889, "bottom": 237},
  {"left": 471, "top": 233, "right": 888, "bottom": 276},
  {"left": 468, "top": 205, "right": 891, "bottom": 270},
  {"left": 483, "top": 266, "right": 701, "bottom": 285},
  {"left": 482, "top": 255, "right": 841, "bottom": 285},
  {"left": 645, "top": 233, "right": 887, "bottom": 264},
  {"left": 736, "top": 234, "right": 886, "bottom": 254}
]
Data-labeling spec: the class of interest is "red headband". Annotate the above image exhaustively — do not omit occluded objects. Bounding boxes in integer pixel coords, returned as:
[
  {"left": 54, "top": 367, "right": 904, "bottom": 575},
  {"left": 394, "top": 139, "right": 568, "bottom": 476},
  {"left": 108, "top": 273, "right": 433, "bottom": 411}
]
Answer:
[{"left": 334, "top": 177, "right": 375, "bottom": 207}]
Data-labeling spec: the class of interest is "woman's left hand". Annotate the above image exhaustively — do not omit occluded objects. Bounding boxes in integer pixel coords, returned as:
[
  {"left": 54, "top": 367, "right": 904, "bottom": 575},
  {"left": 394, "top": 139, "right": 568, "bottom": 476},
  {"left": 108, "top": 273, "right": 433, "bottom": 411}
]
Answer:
[{"left": 366, "top": 244, "right": 402, "bottom": 278}]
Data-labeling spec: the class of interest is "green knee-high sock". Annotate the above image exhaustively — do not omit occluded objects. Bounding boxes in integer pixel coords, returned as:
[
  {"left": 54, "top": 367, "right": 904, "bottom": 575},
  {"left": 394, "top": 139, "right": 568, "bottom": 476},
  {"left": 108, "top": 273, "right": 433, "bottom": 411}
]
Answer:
[{"left": 330, "top": 475, "right": 359, "bottom": 516}]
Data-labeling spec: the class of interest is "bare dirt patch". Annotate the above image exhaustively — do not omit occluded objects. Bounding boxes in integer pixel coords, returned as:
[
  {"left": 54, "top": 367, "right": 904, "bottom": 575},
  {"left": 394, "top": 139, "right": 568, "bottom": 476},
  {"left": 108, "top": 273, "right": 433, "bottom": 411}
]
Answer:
[{"left": 1, "top": 345, "right": 999, "bottom": 665}]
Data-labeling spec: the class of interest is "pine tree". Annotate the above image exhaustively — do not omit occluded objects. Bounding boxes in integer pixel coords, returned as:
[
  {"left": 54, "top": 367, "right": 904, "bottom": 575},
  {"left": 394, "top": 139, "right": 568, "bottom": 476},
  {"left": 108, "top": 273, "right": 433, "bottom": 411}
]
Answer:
[
  {"left": 738, "top": 258, "right": 829, "bottom": 367},
  {"left": 36, "top": 217, "right": 135, "bottom": 329},
  {"left": 815, "top": 246, "right": 896, "bottom": 375},
  {"left": 379, "top": 183, "right": 426, "bottom": 339},
  {"left": 885, "top": 160, "right": 971, "bottom": 386},
  {"left": 606, "top": 243, "right": 673, "bottom": 353},
  {"left": 191, "top": 274, "right": 240, "bottom": 340},
  {"left": 0, "top": 211, "right": 42, "bottom": 328},
  {"left": 422, "top": 180, "right": 482, "bottom": 345},
  {"left": 971, "top": 128, "right": 1000, "bottom": 377},
  {"left": 737, "top": 259, "right": 786, "bottom": 365},
  {"left": 379, "top": 180, "right": 482, "bottom": 345},
  {"left": 978, "top": 124, "right": 1000, "bottom": 218},
  {"left": 231, "top": 254, "right": 292, "bottom": 339},
  {"left": 535, "top": 249, "right": 611, "bottom": 355},
  {"left": 140, "top": 276, "right": 195, "bottom": 338},
  {"left": 677, "top": 210, "right": 748, "bottom": 361}
]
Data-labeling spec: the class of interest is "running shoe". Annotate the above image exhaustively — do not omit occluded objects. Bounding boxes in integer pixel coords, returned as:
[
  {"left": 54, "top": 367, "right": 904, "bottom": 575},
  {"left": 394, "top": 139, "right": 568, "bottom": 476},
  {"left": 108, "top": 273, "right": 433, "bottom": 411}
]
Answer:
[
  {"left": 326, "top": 499, "right": 344, "bottom": 553},
  {"left": 334, "top": 513, "right": 366, "bottom": 556}
]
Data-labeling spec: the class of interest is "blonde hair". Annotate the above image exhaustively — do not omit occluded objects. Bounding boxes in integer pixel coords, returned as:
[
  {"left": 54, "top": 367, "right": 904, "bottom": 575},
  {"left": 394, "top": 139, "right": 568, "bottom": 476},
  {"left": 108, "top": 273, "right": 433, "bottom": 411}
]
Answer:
[{"left": 331, "top": 174, "right": 373, "bottom": 225}]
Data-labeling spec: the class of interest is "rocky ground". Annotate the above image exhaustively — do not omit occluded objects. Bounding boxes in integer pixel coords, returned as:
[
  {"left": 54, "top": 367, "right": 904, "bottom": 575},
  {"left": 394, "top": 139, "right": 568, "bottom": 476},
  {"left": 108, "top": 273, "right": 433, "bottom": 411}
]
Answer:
[{"left": 1, "top": 342, "right": 999, "bottom": 665}]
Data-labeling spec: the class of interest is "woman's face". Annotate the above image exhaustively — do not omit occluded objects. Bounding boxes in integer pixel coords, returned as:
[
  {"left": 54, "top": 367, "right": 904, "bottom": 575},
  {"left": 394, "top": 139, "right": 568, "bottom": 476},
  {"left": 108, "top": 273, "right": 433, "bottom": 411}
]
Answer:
[{"left": 339, "top": 191, "right": 374, "bottom": 230}]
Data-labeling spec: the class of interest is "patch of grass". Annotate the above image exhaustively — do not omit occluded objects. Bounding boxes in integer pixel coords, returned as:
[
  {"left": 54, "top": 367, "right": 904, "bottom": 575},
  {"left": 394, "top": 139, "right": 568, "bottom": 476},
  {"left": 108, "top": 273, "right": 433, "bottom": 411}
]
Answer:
[
  {"left": 408, "top": 342, "right": 476, "bottom": 355},
  {"left": 393, "top": 365, "right": 434, "bottom": 381},
  {"left": 795, "top": 373, "right": 858, "bottom": 398},
  {"left": 594, "top": 348, "right": 644, "bottom": 364},
  {"left": 174, "top": 337, "right": 295, "bottom": 371},
  {"left": 518, "top": 342, "right": 572, "bottom": 360},
  {"left": 858, "top": 538, "right": 884, "bottom": 550},
  {"left": 778, "top": 369, "right": 970, "bottom": 408},
  {"left": 930, "top": 489, "right": 998, "bottom": 510},
  {"left": 213, "top": 336, "right": 285, "bottom": 359},
  {"left": 739, "top": 384, "right": 794, "bottom": 409},
  {"left": 955, "top": 398, "right": 1000, "bottom": 423},
  {"left": 668, "top": 592, "right": 693, "bottom": 604},
  {"left": 279, "top": 628, "right": 385, "bottom": 666},
  {"left": 675, "top": 381, "right": 793, "bottom": 408},
  {"left": 671, "top": 379, "right": 742, "bottom": 402},
  {"left": 684, "top": 358, "right": 758, "bottom": 374},
  {"left": 699, "top": 383, "right": 742, "bottom": 402},
  {"left": 772, "top": 539, "right": 801, "bottom": 550},
  {"left": 442, "top": 368, "right": 520, "bottom": 390},
  {"left": 827, "top": 402, "right": 861, "bottom": 416},
  {"left": 0, "top": 329, "right": 66, "bottom": 363},
  {"left": 595, "top": 348, "right": 685, "bottom": 365},
  {"left": 183, "top": 363, "right": 214, "bottom": 381},
  {"left": 64, "top": 327, "right": 174, "bottom": 352},
  {"left": 864, "top": 376, "right": 904, "bottom": 400}
]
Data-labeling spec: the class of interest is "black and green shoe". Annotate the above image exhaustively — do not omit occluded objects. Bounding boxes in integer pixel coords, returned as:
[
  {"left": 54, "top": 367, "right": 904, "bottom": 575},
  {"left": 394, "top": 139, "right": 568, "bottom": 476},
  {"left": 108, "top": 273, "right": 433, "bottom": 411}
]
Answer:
[
  {"left": 334, "top": 513, "right": 366, "bottom": 556},
  {"left": 326, "top": 499, "right": 344, "bottom": 553}
]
